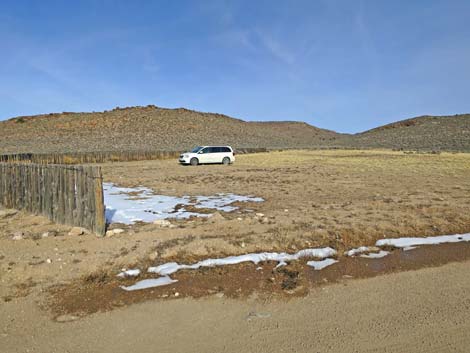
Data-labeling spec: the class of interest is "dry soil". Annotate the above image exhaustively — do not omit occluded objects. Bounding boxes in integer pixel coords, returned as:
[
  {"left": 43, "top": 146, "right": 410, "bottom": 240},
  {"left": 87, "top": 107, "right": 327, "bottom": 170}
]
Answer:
[{"left": 1, "top": 149, "right": 470, "bottom": 352}]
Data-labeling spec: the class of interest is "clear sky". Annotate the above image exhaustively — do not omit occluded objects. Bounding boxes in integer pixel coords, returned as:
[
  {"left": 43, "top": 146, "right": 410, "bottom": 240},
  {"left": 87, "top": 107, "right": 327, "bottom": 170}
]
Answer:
[{"left": 1, "top": 0, "right": 469, "bottom": 132}]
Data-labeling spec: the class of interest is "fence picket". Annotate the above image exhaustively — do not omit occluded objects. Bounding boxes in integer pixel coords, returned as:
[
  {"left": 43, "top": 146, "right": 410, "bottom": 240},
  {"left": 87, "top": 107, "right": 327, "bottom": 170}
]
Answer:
[{"left": 0, "top": 163, "right": 105, "bottom": 236}]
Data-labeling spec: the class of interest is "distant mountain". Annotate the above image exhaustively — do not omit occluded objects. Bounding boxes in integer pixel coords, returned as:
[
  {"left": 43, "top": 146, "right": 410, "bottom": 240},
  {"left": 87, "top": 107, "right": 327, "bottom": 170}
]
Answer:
[
  {"left": 0, "top": 105, "right": 342, "bottom": 154},
  {"left": 343, "top": 114, "right": 470, "bottom": 151},
  {"left": 1, "top": 107, "right": 469, "bottom": 154}
]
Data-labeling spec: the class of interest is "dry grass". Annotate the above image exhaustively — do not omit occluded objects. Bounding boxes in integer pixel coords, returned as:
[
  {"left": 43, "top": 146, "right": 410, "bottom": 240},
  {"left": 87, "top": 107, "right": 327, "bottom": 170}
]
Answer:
[
  {"left": 2, "top": 149, "right": 470, "bottom": 302},
  {"left": 102, "top": 149, "right": 470, "bottom": 256}
]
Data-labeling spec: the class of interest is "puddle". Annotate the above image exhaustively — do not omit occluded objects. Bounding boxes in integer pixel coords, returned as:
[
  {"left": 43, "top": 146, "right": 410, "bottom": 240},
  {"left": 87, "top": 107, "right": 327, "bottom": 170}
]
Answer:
[{"left": 103, "top": 183, "right": 264, "bottom": 224}]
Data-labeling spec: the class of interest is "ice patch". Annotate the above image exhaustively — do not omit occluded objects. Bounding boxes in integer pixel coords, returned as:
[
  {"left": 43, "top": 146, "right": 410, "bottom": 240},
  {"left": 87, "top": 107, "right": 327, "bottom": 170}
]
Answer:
[
  {"left": 403, "top": 246, "right": 417, "bottom": 251},
  {"left": 148, "top": 247, "right": 337, "bottom": 276},
  {"left": 117, "top": 269, "right": 141, "bottom": 278},
  {"left": 194, "top": 194, "right": 263, "bottom": 212},
  {"left": 120, "top": 233, "right": 470, "bottom": 292},
  {"left": 345, "top": 246, "right": 376, "bottom": 257},
  {"left": 120, "top": 276, "right": 177, "bottom": 291},
  {"left": 307, "top": 258, "right": 338, "bottom": 270},
  {"left": 104, "top": 183, "right": 263, "bottom": 224},
  {"left": 346, "top": 246, "right": 388, "bottom": 258},
  {"left": 376, "top": 233, "right": 470, "bottom": 248},
  {"left": 360, "top": 250, "right": 390, "bottom": 259}
]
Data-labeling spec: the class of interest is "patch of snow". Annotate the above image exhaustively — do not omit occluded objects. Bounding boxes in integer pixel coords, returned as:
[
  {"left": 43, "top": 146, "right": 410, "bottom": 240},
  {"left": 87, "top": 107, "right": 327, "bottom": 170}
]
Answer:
[
  {"left": 195, "top": 194, "right": 263, "bottom": 212},
  {"left": 120, "top": 276, "right": 177, "bottom": 291},
  {"left": 307, "top": 258, "right": 338, "bottom": 270},
  {"left": 345, "top": 246, "right": 376, "bottom": 257},
  {"left": 121, "top": 234, "right": 470, "bottom": 292},
  {"left": 104, "top": 183, "right": 263, "bottom": 224},
  {"left": 117, "top": 269, "right": 141, "bottom": 278},
  {"left": 376, "top": 233, "right": 470, "bottom": 248},
  {"left": 360, "top": 250, "right": 390, "bottom": 259},
  {"left": 148, "top": 247, "right": 337, "bottom": 276}
]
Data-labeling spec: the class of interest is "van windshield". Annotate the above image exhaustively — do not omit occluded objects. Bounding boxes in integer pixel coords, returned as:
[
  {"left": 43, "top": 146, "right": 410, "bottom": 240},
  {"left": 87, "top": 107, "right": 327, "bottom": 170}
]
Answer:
[{"left": 191, "top": 146, "right": 204, "bottom": 153}]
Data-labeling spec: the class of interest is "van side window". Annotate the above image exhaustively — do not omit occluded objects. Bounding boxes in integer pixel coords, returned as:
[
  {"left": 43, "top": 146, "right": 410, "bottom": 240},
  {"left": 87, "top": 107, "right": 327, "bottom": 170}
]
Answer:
[
  {"left": 201, "top": 148, "right": 210, "bottom": 153},
  {"left": 222, "top": 147, "right": 231, "bottom": 153},
  {"left": 213, "top": 147, "right": 222, "bottom": 153}
]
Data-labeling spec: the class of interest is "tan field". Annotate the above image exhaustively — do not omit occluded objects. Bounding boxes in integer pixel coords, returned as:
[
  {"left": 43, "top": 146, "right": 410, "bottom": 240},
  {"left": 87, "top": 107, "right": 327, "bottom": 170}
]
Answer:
[
  {"left": 1, "top": 149, "right": 470, "bottom": 352},
  {"left": 102, "top": 149, "right": 470, "bottom": 257}
]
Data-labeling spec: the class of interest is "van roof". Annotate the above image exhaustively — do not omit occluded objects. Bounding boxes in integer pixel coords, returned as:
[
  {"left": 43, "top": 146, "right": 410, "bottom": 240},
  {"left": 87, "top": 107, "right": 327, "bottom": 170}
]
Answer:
[{"left": 200, "top": 145, "right": 232, "bottom": 148}]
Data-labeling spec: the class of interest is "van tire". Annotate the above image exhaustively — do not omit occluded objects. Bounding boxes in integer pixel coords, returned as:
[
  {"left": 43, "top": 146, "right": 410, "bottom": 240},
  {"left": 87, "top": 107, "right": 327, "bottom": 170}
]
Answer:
[
  {"left": 222, "top": 157, "right": 230, "bottom": 165},
  {"left": 190, "top": 158, "right": 199, "bottom": 166}
]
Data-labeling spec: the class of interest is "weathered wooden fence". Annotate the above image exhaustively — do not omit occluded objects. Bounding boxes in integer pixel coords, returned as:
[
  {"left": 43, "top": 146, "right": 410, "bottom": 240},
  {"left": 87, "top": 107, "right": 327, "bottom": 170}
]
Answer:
[
  {"left": 0, "top": 163, "right": 105, "bottom": 236},
  {"left": 0, "top": 148, "right": 268, "bottom": 165},
  {"left": 0, "top": 151, "right": 179, "bottom": 164}
]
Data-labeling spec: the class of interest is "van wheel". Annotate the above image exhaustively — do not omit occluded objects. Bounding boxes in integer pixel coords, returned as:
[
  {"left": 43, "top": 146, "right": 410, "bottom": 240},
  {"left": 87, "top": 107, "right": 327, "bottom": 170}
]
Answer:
[
  {"left": 222, "top": 157, "right": 230, "bottom": 165},
  {"left": 190, "top": 158, "right": 199, "bottom": 166}
]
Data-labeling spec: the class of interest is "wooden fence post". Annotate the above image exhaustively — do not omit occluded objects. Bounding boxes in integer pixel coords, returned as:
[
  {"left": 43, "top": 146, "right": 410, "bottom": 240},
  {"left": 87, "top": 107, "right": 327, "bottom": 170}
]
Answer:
[{"left": 92, "top": 167, "right": 106, "bottom": 236}]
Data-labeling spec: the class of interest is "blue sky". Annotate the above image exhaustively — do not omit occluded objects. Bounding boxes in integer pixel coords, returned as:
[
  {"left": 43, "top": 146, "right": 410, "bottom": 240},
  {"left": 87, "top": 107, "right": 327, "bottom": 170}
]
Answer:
[{"left": 1, "top": 0, "right": 469, "bottom": 132}]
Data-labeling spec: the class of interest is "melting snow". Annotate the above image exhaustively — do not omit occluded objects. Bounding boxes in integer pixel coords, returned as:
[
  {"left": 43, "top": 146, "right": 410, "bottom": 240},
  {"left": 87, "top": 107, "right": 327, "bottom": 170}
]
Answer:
[
  {"left": 360, "top": 250, "right": 390, "bottom": 259},
  {"left": 307, "top": 258, "right": 338, "bottom": 270},
  {"left": 376, "top": 233, "right": 470, "bottom": 248},
  {"left": 119, "top": 233, "right": 470, "bottom": 292},
  {"left": 104, "top": 183, "right": 263, "bottom": 224},
  {"left": 148, "top": 248, "right": 337, "bottom": 276},
  {"left": 120, "top": 276, "right": 178, "bottom": 291},
  {"left": 345, "top": 246, "right": 376, "bottom": 257},
  {"left": 117, "top": 269, "right": 141, "bottom": 278}
]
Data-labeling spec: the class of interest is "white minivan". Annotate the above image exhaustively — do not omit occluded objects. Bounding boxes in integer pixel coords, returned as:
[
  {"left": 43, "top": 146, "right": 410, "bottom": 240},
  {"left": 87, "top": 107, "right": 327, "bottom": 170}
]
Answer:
[{"left": 179, "top": 146, "right": 235, "bottom": 166}]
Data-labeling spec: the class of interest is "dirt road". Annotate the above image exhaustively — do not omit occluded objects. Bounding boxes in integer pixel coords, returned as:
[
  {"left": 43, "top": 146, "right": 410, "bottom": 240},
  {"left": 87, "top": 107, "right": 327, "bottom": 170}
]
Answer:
[{"left": 2, "top": 260, "right": 470, "bottom": 353}]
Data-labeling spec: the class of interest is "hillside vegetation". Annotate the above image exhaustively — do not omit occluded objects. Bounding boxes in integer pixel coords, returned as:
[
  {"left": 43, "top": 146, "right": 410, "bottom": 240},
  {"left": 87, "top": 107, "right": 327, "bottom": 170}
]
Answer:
[
  {"left": 343, "top": 114, "right": 470, "bottom": 151},
  {"left": 1, "top": 106, "right": 469, "bottom": 153},
  {"left": 0, "top": 105, "right": 341, "bottom": 154}
]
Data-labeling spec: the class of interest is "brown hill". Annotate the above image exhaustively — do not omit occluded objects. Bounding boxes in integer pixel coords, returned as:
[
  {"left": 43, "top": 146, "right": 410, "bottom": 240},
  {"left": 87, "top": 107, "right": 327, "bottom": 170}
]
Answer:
[
  {"left": 342, "top": 114, "right": 470, "bottom": 151},
  {"left": 0, "top": 105, "right": 342, "bottom": 154},
  {"left": 1, "top": 107, "right": 469, "bottom": 154}
]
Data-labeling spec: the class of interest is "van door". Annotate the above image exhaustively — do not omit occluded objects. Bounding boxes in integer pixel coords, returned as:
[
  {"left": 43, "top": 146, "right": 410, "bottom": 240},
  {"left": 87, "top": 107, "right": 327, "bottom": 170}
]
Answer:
[
  {"left": 207, "top": 147, "right": 221, "bottom": 163},
  {"left": 198, "top": 147, "right": 215, "bottom": 163},
  {"left": 212, "top": 146, "right": 224, "bottom": 163}
]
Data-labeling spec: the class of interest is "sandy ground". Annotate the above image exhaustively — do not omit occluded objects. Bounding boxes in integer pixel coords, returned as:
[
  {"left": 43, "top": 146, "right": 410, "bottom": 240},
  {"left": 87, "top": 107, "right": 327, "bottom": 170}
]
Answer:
[
  {"left": 2, "top": 260, "right": 470, "bottom": 353},
  {"left": 1, "top": 149, "right": 470, "bottom": 352},
  {"left": 1, "top": 150, "right": 470, "bottom": 297}
]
